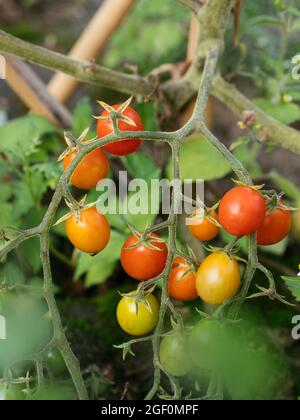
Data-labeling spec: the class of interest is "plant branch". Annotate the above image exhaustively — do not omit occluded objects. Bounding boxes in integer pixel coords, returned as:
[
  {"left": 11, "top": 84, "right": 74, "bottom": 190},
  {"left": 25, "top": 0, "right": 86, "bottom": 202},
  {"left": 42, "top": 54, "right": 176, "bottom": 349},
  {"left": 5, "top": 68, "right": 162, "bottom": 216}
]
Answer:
[{"left": 0, "top": 30, "right": 155, "bottom": 98}]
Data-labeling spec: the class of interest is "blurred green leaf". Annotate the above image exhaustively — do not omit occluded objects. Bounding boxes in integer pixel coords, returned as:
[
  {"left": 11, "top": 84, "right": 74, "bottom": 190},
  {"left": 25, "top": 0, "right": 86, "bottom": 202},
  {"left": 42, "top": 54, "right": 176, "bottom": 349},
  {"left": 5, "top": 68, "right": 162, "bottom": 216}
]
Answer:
[
  {"left": 282, "top": 275, "right": 300, "bottom": 302},
  {"left": 254, "top": 98, "right": 300, "bottom": 124},
  {"left": 122, "top": 151, "right": 161, "bottom": 182},
  {"left": 0, "top": 115, "right": 57, "bottom": 162},
  {"left": 167, "top": 137, "right": 231, "bottom": 181},
  {"left": 258, "top": 237, "right": 289, "bottom": 256},
  {"left": 74, "top": 230, "right": 126, "bottom": 287},
  {"left": 72, "top": 97, "right": 94, "bottom": 137},
  {"left": 18, "top": 237, "right": 41, "bottom": 274},
  {"left": 269, "top": 170, "right": 300, "bottom": 203},
  {"left": 233, "top": 141, "right": 263, "bottom": 178}
]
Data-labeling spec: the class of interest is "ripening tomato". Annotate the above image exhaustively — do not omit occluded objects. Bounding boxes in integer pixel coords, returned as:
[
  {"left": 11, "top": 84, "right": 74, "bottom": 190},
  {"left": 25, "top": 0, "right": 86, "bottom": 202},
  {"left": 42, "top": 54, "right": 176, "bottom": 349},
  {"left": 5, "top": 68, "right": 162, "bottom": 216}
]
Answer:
[
  {"left": 66, "top": 207, "right": 110, "bottom": 254},
  {"left": 117, "top": 292, "right": 159, "bottom": 336},
  {"left": 218, "top": 187, "right": 266, "bottom": 237},
  {"left": 168, "top": 257, "right": 197, "bottom": 301},
  {"left": 257, "top": 207, "right": 292, "bottom": 246},
  {"left": 97, "top": 105, "right": 144, "bottom": 156},
  {"left": 188, "top": 208, "right": 219, "bottom": 241},
  {"left": 159, "top": 332, "right": 191, "bottom": 377},
  {"left": 196, "top": 252, "right": 241, "bottom": 305},
  {"left": 64, "top": 148, "right": 109, "bottom": 190},
  {"left": 120, "top": 233, "right": 168, "bottom": 281},
  {"left": 188, "top": 319, "right": 223, "bottom": 369}
]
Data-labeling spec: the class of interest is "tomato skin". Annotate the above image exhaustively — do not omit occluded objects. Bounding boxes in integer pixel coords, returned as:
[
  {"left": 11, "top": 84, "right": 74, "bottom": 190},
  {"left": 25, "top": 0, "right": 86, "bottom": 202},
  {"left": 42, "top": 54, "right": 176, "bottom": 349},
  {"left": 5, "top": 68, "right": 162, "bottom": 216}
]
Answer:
[
  {"left": 64, "top": 148, "right": 109, "bottom": 190},
  {"left": 117, "top": 292, "right": 159, "bottom": 336},
  {"left": 219, "top": 187, "right": 266, "bottom": 237},
  {"left": 159, "top": 332, "right": 191, "bottom": 377},
  {"left": 97, "top": 105, "right": 143, "bottom": 156},
  {"left": 196, "top": 252, "right": 241, "bottom": 306},
  {"left": 66, "top": 207, "right": 110, "bottom": 254},
  {"left": 188, "top": 319, "right": 223, "bottom": 369},
  {"left": 121, "top": 233, "right": 168, "bottom": 281},
  {"left": 45, "top": 349, "right": 66, "bottom": 376},
  {"left": 168, "top": 257, "right": 197, "bottom": 301},
  {"left": 257, "top": 207, "right": 292, "bottom": 246},
  {"left": 188, "top": 209, "right": 219, "bottom": 241}
]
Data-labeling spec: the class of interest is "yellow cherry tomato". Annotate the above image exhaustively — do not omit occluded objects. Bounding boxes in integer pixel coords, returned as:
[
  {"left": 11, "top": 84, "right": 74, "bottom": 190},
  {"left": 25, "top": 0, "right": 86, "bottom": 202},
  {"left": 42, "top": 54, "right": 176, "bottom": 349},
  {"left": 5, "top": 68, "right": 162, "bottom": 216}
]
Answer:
[
  {"left": 117, "top": 292, "right": 159, "bottom": 336},
  {"left": 196, "top": 252, "right": 241, "bottom": 305}
]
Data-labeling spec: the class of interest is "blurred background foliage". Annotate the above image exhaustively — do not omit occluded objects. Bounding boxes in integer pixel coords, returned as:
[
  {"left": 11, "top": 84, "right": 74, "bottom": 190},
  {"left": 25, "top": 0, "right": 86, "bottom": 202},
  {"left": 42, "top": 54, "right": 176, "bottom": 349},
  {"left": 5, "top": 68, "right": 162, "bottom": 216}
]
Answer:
[{"left": 0, "top": 0, "right": 300, "bottom": 400}]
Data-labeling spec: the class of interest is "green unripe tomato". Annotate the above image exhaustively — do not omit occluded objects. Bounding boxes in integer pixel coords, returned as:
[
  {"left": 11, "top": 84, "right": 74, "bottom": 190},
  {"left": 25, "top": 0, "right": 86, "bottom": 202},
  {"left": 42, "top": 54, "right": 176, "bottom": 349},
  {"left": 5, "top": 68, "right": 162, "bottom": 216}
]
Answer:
[
  {"left": 188, "top": 319, "right": 223, "bottom": 369},
  {"left": 159, "top": 332, "right": 191, "bottom": 377}
]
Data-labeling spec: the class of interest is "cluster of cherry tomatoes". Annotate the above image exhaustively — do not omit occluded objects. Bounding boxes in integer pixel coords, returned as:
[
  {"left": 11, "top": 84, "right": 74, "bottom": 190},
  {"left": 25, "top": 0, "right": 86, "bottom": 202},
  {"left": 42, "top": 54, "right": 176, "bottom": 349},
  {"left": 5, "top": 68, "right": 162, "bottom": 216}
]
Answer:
[{"left": 61, "top": 101, "right": 292, "bottom": 378}]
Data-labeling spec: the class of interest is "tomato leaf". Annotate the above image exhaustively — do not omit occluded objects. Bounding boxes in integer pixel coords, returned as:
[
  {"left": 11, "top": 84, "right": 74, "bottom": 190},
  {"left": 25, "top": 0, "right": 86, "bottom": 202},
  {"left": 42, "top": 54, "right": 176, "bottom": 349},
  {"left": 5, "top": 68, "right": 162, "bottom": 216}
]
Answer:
[
  {"left": 72, "top": 97, "right": 94, "bottom": 137},
  {"left": 167, "top": 137, "right": 231, "bottom": 181},
  {"left": 269, "top": 170, "right": 300, "bottom": 203},
  {"left": 74, "top": 230, "right": 126, "bottom": 287},
  {"left": 254, "top": 99, "right": 300, "bottom": 125},
  {"left": 281, "top": 275, "right": 300, "bottom": 302},
  {"left": 0, "top": 115, "right": 57, "bottom": 163},
  {"left": 122, "top": 151, "right": 161, "bottom": 183}
]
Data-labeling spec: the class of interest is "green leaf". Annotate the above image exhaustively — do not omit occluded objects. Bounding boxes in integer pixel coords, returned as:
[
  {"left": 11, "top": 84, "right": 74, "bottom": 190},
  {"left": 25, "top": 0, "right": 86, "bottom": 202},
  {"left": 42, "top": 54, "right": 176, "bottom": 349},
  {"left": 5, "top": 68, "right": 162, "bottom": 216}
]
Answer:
[
  {"left": 269, "top": 170, "right": 300, "bottom": 203},
  {"left": 122, "top": 151, "right": 161, "bottom": 183},
  {"left": 282, "top": 275, "right": 300, "bottom": 302},
  {"left": 167, "top": 137, "right": 231, "bottom": 181},
  {"left": 0, "top": 115, "right": 57, "bottom": 162},
  {"left": 254, "top": 98, "right": 300, "bottom": 124},
  {"left": 19, "top": 237, "right": 41, "bottom": 274},
  {"left": 233, "top": 141, "right": 263, "bottom": 178},
  {"left": 74, "top": 230, "right": 126, "bottom": 287},
  {"left": 31, "top": 162, "right": 62, "bottom": 190},
  {"left": 72, "top": 97, "right": 94, "bottom": 137},
  {"left": 258, "top": 237, "right": 289, "bottom": 256},
  {"left": 248, "top": 15, "right": 285, "bottom": 27},
  {"left": 0, "top": 260, "right": 25, "bottom": 285},
  {"left": 11, "top": 181, "right": 35, "bottom": 219}
]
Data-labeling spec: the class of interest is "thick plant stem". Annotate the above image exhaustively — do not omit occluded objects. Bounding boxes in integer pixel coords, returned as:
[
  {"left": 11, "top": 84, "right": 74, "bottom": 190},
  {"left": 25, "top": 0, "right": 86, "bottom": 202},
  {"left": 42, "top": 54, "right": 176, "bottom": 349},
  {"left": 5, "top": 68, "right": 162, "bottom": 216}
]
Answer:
[{"left": 40, "top": 232, "right": 88, "bottom": 400}]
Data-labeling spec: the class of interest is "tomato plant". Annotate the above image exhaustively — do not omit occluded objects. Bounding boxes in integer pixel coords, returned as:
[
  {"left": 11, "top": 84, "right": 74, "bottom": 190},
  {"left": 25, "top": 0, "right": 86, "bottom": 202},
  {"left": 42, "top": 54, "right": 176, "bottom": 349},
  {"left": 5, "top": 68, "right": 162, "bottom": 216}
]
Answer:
[
  {"left": 218, "top": 186, "right": 266, "bottom": 237},
  {"left": 63, "top": 148, "right": 109, "bottom": 190},
  {"left": 97, "top": 104, "right": 144, "bottom": 156},
  {"left": 116, "top": 292, "right": 159, "bottom": 336},
  {"left": 188, "top": 209, "right": 219, "bottom": 241},
  {"left": 120, "top": 233, "right": 168, "bottom": 281},
  {"left": 257, "top": 207, "right": 292, "bottom": 246},
  {"left": 159, "top": 332, "right": 191, "bottom": 377},
  {"left": 196, "top": 252, "right": 241, "bottom": 305},
  {"left": 66, "top": 207, "right": 110, "bottom": 254},
  {"left": 168, "top": 257, "right": 197, "bottom": 301}
]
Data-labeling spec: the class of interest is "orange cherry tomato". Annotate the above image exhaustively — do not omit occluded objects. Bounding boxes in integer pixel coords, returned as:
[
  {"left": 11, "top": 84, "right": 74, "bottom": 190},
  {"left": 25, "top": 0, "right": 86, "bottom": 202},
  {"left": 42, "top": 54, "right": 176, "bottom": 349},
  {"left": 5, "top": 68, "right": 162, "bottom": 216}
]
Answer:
[
  {"left": 64, "top": 148, "right": 109, "bottom": 190},
  {"left": 196, "top": 252, "right": 241, "bottom": 305},
  {"left": 121, "top": 233, "right": 168, "bottom": 281},
  {"left": 257, "top": 207, "right": 292, "bottom": 246},
  {"left": 168, "top": 257, "right": 198, "bottom": 301},
  {"left": 97, "top": 105, "right": 144, "bottom": 156},
  {"left": 66, "top": 207, "right": 110, "bottom": 254},
  {"left": 188, "top": 208, "right": 219, "bottom": 241}
]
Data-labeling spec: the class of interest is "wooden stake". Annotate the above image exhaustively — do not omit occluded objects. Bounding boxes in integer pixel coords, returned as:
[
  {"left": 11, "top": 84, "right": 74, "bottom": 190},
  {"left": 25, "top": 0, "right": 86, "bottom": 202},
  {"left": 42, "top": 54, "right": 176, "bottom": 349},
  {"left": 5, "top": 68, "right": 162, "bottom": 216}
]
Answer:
[
  {"left": 5, "top": 56, "right": 72, "bottom": 127},
  {"left": 47, "top": 0, "right": 136, "bottom": 103}
]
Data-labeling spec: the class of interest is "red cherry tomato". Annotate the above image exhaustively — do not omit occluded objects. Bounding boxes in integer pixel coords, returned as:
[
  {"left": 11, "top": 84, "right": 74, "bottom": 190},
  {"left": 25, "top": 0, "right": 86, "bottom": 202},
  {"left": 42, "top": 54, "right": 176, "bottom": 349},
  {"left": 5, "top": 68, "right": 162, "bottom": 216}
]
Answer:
[
  {"left": 64, "top": 148, "right": 109, "bottom": 190},
  {"left": 168, "top": 257, "right": 198, "bottom": 301},
  {"left": 219, "top": 186, "right": 266, "bottom": 237},
  {"left": 97, "top": 105, "right": 144, "bottom": 156},
  {"left": 120, "top": 233, "right": 168, "bottom": 281},
  {"left": 66, "top": 207, "right": 110, "bottom": 254},
  {"left": 257, "top": 207, "right": 292, "bottom": 246}
]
